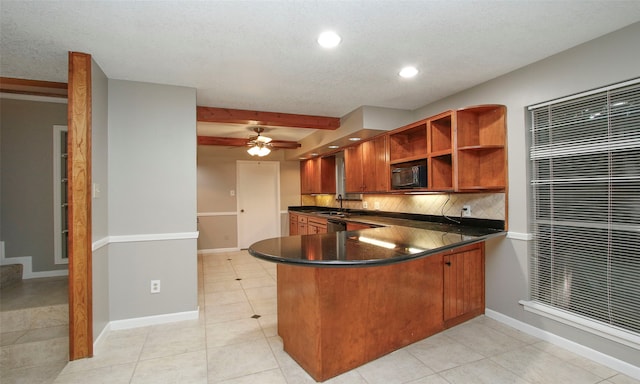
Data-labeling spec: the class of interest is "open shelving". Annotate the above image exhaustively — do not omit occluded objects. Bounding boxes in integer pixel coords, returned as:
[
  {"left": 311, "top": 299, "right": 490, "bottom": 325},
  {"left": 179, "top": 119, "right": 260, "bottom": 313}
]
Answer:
[
  {"left": 427, "top": 111, "right": 454, "bottom": 191},
  {"left": 388, "top": 120, "right": 427, "bottom": 164},
  {"left": 455, "top": 105, "right": 506, "bottom": 190}
]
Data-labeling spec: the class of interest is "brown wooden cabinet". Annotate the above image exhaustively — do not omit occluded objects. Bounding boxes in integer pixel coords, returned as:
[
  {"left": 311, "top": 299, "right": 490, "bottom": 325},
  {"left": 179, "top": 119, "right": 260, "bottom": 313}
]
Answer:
[
  {"left": 297, "top": 214, "right": 308, "bottom": 235},
  {"left": 428, "top": 111, "right": 454, "bottom": 191},
  {"left": 345, "top": 135, "right": 388, "bottom": 193},
  {"left": 346, "top": 222, "right": 374, "bottom": 231},
  {"left": 308, "top": 216, "right": 328, "bottom": 234},
  {"left": 300, "top": 156, "right": 336, "bottom": 194},
  {"left": 455, "top": 105, "right": 506, "bottom": 191},
  {"left": 289, "top": 212, "right": 299, "bottom": 235},
  {"left": 443, "top": 242, "right": 485, "bottom": 328}
]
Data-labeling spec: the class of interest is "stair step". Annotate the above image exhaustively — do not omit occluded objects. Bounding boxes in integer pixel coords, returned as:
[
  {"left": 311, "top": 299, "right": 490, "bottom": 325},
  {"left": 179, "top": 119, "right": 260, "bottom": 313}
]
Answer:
[
  {"left": 1, "top": 329, "right": 68, "bottom": 370},
  {"left": 0, "top": 304, "right": 68, "bottom": 333},
  {"left": 0, "top": 264, "right": 23, "bottom": 289}
]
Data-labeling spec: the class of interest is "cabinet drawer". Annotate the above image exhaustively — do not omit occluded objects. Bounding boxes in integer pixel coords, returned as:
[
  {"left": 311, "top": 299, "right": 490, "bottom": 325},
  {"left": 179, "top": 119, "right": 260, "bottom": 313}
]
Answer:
[{"left": 298, "top": 215, "right": 308, "bottom": 223}]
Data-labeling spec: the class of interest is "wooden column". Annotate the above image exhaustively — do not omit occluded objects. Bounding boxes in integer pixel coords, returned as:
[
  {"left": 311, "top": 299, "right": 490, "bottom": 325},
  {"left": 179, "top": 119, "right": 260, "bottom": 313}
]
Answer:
[{"left": 67, "top": 51, "right": 93, "bottom": 360}]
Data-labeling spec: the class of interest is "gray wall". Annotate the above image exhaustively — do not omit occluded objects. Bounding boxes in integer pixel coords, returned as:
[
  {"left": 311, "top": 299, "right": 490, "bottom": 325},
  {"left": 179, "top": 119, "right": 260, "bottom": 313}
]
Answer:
[
  {"left": 107, "top": 79, "right": 197, "bottom": 320},
  {"left": 413, "top": 22, "right": 640, "bottom": 366},
  {"left": 0, "top": 98, "right": 68, "bottom": 272},
  {"left": 91, "top": 58, "right": 110, "bottom": 338}
]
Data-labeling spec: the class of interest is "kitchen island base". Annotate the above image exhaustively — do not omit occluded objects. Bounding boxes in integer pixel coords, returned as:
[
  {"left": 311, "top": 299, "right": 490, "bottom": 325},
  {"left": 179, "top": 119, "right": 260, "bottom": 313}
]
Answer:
[{"left": 276, "top": 242, "right": 485, "bottom": 382}]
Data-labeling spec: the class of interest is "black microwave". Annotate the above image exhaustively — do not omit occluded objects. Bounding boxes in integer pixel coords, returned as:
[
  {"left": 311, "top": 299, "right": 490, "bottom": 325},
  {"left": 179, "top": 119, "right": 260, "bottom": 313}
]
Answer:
[{"left": 391, "top": 164, "right": 427, "bottom": 189}]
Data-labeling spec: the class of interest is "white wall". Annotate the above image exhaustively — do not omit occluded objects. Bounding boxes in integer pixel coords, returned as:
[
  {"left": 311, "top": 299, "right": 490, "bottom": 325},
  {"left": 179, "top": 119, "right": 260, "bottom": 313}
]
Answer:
[
  {"left": 413, "top": 22, "right": 640, "bottom": 367},
  {"left": 107, "top": 79, "right": 197, "bottom": 320}
]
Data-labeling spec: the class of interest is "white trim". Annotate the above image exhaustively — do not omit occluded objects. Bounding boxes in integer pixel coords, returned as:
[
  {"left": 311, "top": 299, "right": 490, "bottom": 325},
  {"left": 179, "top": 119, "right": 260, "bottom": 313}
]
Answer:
[
  {"left": 93, "top": 322, "right": 111, "bottom": 350},
  {"left": 197, "top": 248, "right": 241, "bottom": 254},
  {"left": 108, "top": 231, "right": 199, "bottom": 244},
  {"left": 0, "top": 92, "right": 68, "bottom": 104},
  {"left": 0, "top": 250, "right": 68, "bottom": 279},
  {"left": 91, "top": 233, "right": 198, "bottom": 251},
  {"left": 485, "top": 309, "right": 640, "bottom": 380},
  {"left": 280, "top": 210, "right": 288, "bottom": 215},
  {"left": 519, "top": 300, "right": 640, "bottom": 350},
  {"left": 506, "top": 231, "right": 533, "bottom": 241},
  {"left": 109, "top": 308, "right": 199, "bottom": 330},
  {"left": 197, "top": 212, "right": 237, "bottom": 217},
  {"left": 528, "top": 77, "right": 640, "bottom": 110},
  {"left": 53, "top": 125, "right": 69, "bottom": 265},
  {"left": 92, "top": 236, "right": 109, "bottom": 252}
]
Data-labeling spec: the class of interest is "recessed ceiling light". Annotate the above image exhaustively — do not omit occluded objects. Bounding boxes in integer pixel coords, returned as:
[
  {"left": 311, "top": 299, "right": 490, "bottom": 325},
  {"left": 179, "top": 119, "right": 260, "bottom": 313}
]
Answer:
[
  {"left": 399, "top": 66, "right": 419, "bottom": 78},
  {"left": 311, "top": 152, "right": 319, "bottom": 156},
  {"left": 328, "top": 145, "right": 340, "bottom": 149},
  {"left": 317, "top": 31, "right": 341, "bottom": 48},
  {"left": 348, "top": 137, "right": 361, "bottom": 141}
]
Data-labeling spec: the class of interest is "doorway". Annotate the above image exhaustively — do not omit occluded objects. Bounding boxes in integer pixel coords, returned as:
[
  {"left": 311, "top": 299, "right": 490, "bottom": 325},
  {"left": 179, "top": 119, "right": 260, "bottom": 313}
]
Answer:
[{"left": 236, "top": 161, "right": 280, "bottom": 249}]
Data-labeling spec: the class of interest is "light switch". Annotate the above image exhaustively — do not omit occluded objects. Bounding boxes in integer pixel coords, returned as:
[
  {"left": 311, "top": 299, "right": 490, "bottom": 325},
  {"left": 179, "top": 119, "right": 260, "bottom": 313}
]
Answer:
[
  {"left": 230, "top": 190, "right": 235, "bottom": 196},
  {"left": 92, "top": 183, "right": 101, "bottom": 199}
]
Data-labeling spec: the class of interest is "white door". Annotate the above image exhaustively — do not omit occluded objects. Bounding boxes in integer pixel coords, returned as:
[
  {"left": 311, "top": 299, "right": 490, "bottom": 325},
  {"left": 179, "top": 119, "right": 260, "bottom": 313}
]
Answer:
[{"left": 237, "top": 160, "right": 280, "bottom": 249}]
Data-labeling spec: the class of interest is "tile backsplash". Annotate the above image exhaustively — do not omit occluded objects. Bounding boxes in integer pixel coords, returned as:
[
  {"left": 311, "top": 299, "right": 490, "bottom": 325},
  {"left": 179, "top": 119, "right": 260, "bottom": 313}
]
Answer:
[{"left": 302, "top": 193, "right": 505, "bottom": 221}]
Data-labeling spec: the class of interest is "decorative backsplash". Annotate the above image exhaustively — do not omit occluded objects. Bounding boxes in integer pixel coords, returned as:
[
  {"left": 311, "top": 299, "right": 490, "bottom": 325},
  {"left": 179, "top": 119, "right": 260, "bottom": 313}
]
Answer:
[{"left": 302, "top": 193, "right": 505, "bottom": 221}]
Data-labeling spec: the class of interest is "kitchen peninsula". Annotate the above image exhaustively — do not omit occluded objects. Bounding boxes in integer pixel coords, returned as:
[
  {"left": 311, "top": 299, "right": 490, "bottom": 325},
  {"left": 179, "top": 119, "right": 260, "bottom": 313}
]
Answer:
[{"left": 249, "top": 210, "right": 504, "bottom": 382}]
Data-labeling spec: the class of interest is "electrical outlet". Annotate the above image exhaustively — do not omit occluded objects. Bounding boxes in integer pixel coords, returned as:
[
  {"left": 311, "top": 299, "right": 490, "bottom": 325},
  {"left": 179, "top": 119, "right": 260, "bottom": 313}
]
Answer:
[
  {"left": 374, "top": 201, "right": 381, "bottom": 210},
  {"left": 150, "top": 280, "right": 161, "bottom": 294},
  {"left": 462, "top": 205, "right": 472, "bottom": 217},
  {"left": 362, "top": 201, "right": 368, "bottom": 209}
]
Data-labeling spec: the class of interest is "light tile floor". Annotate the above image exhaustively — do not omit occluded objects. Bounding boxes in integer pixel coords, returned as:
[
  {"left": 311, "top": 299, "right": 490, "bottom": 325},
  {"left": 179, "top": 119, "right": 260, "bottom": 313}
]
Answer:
[{"left": 48, "top": 250, "right": 638, "bottom": 384}]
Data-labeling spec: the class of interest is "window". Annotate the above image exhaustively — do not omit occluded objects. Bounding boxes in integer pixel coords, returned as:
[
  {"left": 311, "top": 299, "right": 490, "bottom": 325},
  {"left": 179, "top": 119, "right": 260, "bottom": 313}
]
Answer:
[
  {"left": 528, "top": 79, "right": 640, "bottom": 337},
  {"left": 53, "top": 125, "right": 68, "bottom": 264}
]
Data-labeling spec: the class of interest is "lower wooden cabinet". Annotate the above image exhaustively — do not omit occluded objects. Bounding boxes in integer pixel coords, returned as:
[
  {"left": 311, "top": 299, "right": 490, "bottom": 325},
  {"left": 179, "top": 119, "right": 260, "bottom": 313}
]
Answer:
[
  {"left": 443, "top": 242, "right": 485, "bottom": 328},
  {"left": 346, "top": 222, "right": 375, "bottom": 231},
  {"left": 289, "top": 213, "right": 299, "bottom": 235}
]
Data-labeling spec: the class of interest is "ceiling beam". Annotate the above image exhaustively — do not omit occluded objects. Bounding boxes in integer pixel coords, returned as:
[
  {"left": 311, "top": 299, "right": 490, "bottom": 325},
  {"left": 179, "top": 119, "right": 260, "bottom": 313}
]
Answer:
[
  {"left": 0, "top": 77, "right": 68, "bottom": 98},
  {"left": 198, "top": 136, "right": 301, "bottom": 149},
  {"left": 197, "top": 106, "right": 340, "bottom": 130}
]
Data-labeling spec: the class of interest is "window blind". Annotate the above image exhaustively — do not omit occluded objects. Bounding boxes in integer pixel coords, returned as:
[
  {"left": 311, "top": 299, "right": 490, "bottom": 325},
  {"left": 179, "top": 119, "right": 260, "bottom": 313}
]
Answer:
[{"left": 529, "top": 79, "right": 640, "bottom": 336}]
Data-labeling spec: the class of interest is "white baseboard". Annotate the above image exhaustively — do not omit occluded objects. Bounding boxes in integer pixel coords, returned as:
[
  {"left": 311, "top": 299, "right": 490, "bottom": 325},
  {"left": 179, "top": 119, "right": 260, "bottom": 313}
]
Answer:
[
  {"left": 197, "top": 248, "right": 240, "bottom": 254},
  {"left": 485, "top": 309, "right": 640, "bottom": 380},
  {"left": 109, "top": 308, "right": 200, "bottom": 331},
  {"left": 0, "top": 245, "right": 69, "bottom": 279},
  {"left": 93, "top": 322, "right": 111, "bottom": 350}
]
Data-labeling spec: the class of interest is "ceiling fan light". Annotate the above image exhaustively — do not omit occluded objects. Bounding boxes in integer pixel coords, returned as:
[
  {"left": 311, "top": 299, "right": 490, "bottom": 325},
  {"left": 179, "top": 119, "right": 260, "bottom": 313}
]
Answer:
[
  {"left": 247, "top": 146, "right": 261, "bottom": 156},
  {"left": 257, "top": 146, "right": 271, "bottom": 156}
]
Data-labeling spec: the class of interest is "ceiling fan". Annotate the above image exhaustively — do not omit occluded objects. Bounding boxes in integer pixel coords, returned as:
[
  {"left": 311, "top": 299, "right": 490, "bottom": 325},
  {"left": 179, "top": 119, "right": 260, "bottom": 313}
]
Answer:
[{"left": 197, "top": 126, "right": 302, "bottom": 154}]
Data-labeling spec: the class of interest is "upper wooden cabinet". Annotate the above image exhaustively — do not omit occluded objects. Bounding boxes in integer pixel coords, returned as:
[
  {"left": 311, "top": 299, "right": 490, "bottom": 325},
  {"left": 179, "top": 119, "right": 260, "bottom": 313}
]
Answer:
[
  {"left": 345, "top": 135, "right": 388, "bottom": 193},
  {"left": 300, "top": 156, "right": 336, "bottom": 194},
  {"left": 387, "top": 105, "right": 506, "bottom": 192},
  {"left": 388, "top": 120, "right": 427, "bottom": 164},
  {"left": 300, "top": 104, "right": 505, "bottom": 195},
  {"left": 427, "top": 111, "right": 454, "bottom": 191},
  {"left": 455, "top": 105, "right": 506, "bottom": 191}
]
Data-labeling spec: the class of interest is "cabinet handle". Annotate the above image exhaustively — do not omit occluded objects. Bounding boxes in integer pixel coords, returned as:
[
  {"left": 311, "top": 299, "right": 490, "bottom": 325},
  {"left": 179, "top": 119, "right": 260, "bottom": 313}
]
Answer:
[{"left": 445, "top": 261, "right": 451, "bottom": 266}]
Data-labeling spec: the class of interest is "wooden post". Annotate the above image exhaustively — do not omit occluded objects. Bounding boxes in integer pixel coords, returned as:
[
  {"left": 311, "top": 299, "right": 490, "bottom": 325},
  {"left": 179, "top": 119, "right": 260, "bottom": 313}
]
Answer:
[{"left": 67, "top": 51, "right": 93, "bottom": 360}]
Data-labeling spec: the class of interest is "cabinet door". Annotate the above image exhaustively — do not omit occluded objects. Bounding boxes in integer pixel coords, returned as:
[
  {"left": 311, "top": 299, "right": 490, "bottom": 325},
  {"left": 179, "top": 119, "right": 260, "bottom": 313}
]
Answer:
[
  {"left": 362, "top": 135, "right": 388, "bottom": 192},
  {"left": 443, "top": 243, "right": 485, "bottom": 328},
  {"left": 346, "top": 222, "right": 373, "bottom": 231},
  {"left": 300, "top": 159, "right": 317, "bottom": 194},
  {"left": 344, "top": 145, "right": 363, "bottom": 193},
  {"left": 289, "top": 213, "right": 299, "bottom": 235}
]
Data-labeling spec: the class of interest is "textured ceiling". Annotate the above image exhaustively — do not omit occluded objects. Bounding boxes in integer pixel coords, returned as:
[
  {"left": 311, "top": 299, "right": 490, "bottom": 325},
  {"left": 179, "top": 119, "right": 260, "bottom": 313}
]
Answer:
[{"left": 2, "top": 1, "right": 640, "bottom": 122}]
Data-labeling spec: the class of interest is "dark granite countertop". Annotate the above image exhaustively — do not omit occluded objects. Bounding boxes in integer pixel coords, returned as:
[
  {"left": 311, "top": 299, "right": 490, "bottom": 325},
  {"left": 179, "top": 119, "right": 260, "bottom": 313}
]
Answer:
[{"left": 248, "top": 206, "right": 506, "bottom": 267}]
